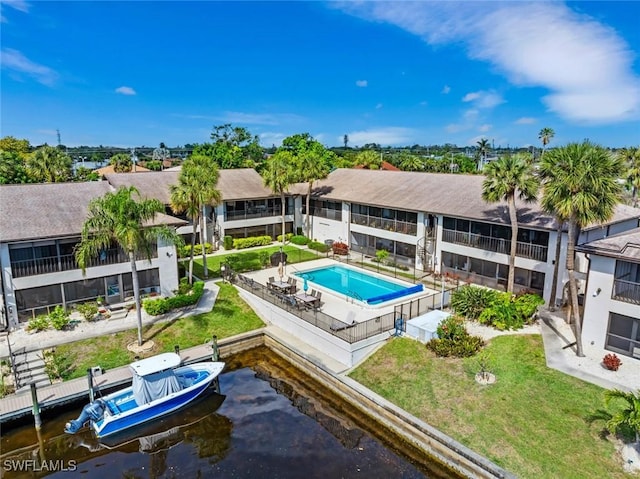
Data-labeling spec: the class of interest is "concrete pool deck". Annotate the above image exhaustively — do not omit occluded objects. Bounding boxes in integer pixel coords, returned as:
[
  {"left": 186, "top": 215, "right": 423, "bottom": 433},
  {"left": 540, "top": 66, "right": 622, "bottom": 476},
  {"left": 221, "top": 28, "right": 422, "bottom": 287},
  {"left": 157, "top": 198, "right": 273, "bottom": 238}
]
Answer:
[{"left": 244, "top": 258, "right": 439, "bottom": 324}]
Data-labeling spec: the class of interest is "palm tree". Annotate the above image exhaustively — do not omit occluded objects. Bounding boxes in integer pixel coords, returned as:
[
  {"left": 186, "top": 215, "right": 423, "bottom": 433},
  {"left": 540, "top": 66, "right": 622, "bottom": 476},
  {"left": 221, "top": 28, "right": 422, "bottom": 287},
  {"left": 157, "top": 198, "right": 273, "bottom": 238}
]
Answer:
[
  {"left": 75, "top": 186, "right": 182, "bottom": 346},
  {"left": 619, "top": 146, "right": 640, "bottom": 207},
  {"left": 481, "top": 154, "right": 538, "bottom": 292},
  {"left": 354, "top": 149, "right": 382, "bottom": 169},
  {"left": 170, "top": 155, "right": 221, "bottom": 283},
  {"left": 26, "top": 145, "right": 72, "bottom": 182},
  {"left": 399, "top": 153, "right": 424, "bottom": 172},
  {"left": 591, "top": 389, "right": 640, "bottom": 444},
  {"left": 263, "top": 150, "right": 296, "bottom": 251},
  {"left": 538, "top": 127, "right": 555, "bottom": 160},
  {"left": 540, "top": 141, "right": 623, "bottom": 357},
  {"left": 343, "top": 134, "right": 349, "bottom": 149},
  {"left": 298, "top": 146, "right": 330, "bottom": 238},
  {"left": 109, "top": 153, "right": 133, "bottom": 173},
  {"left": 476, "top": 138, "right": 490, "bottom": 170}
]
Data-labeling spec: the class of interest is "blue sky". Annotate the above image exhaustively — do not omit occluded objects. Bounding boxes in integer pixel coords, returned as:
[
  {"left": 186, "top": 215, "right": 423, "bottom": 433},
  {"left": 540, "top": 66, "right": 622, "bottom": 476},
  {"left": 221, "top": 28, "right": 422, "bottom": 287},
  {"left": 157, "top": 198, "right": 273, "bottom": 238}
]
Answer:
[{"left": 1, "top": 1, "right": 639, "bottom": 149}]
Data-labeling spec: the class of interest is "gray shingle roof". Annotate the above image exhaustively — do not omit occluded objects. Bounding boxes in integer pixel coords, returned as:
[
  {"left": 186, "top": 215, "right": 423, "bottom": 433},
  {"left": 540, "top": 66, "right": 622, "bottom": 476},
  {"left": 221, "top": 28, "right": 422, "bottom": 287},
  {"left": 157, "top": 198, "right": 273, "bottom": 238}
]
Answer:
[
  {"left": 312, "top": 169, "right": 640, "bottom": 231},
  {"left": 0, "top": 181, "right": 185, "bottom": 242},
  {"left": 104, "top": 168, "right": 276, "bottom": 203},
  {"left": 577, "top": 228, "right": 640, "bottom": 261}
]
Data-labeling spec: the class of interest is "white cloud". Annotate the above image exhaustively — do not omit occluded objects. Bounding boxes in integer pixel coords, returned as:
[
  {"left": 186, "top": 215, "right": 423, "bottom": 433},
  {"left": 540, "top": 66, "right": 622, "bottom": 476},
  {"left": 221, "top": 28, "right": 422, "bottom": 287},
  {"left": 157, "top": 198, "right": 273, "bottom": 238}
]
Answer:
[
  {"left": 259, "top": 132, "right": 286, "bottom": 147},
  {"left": 478, "top": 124, "right": 492, "bottom": 133},
  {"left": 343, "top": 127, "right": 414, "bottom": 146},
  {"left": 335, "top": 1, "right": 640, "bottom": 123},
  {"left": 115, "top": 86, "right": 136, "bottom": 95},
  {"left": 419, "top": 100, "right": 428, "bottom": 106},
  {"left": 375, "top": 103, "right": 383, "bottom": 109},
  {"left": 462, "top": 90, "right": 504, "bottom": 109},
  {"left": 3, "top": 0, "right": 30, "bottom": 13},
  {"left": 355, "top": 80, "right": 368, "bottom": 87},
  {"left": 177, "top": 111, "right": 304, "bottom": 126},
  {"left": 0, "top": 48, "right": 58, "bottom": 86},
  {"left": 515, "top": 117, "right": 536, "bottom": 125},
  {"left": 442, "top": 85, "right": 451, "bottom": 94}
]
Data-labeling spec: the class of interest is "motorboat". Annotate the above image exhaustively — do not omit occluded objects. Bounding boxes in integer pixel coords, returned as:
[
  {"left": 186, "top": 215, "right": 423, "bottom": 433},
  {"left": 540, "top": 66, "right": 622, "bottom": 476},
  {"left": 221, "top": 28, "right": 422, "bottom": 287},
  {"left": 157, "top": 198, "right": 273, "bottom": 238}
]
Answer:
[{"left": 65, "top": 353, "right": 224, "bottom": 438}]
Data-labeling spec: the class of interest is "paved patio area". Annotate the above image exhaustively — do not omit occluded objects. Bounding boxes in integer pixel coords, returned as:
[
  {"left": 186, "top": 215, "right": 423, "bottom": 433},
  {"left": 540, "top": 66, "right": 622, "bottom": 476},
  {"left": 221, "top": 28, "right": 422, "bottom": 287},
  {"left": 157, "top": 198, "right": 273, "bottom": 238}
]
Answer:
[{"left": 241, "top": 258, "right": 439, "bottom": 324}]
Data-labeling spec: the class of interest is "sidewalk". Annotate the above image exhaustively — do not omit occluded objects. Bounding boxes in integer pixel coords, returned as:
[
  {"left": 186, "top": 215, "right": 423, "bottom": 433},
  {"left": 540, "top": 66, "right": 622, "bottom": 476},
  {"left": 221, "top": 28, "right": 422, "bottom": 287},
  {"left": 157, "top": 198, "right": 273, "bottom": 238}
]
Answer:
[{"left": 0, "top": 280, "right": 220, "bottom": 357}]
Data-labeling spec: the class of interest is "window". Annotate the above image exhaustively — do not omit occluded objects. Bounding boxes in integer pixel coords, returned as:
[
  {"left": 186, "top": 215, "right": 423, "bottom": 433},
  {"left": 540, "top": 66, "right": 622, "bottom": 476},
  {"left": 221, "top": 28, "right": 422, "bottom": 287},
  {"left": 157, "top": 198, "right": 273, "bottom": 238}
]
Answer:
[
  {"left": 16, "top": 284, "right": 63, "bottom": 311},
  {"left": 64, "top": 277, "right": 105, "bottom": 303},
  {"left": 606, "top": 313, "right": 640, "bottom": 359}
]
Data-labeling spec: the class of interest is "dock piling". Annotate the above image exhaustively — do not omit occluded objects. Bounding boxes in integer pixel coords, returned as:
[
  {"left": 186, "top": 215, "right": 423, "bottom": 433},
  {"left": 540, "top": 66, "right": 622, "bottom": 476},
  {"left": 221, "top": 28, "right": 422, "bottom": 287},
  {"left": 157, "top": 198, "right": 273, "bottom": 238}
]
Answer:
[
  {"left": 212, "top": 335, "right": 219, "bottom": 361},
  {"left": 87, "top": 369, "right": 94, "bottom": 402},
  {"left": 30, "top": 382, "right": 42, "bottom": 430}
]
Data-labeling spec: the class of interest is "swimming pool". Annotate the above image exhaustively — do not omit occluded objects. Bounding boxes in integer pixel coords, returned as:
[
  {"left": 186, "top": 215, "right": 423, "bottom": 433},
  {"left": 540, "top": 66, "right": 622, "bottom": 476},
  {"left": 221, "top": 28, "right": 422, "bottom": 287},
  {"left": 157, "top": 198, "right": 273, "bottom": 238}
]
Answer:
[{"left": 295, "top": 265, "right": 423, "bottom": 305}]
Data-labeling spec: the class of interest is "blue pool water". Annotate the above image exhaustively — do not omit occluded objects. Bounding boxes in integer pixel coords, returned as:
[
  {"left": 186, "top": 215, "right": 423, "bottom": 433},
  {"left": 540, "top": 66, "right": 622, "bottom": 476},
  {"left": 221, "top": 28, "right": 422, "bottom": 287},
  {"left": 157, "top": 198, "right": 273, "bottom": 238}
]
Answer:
[{"left": 295, "top": 265, "right": 423, "bottom": 304}]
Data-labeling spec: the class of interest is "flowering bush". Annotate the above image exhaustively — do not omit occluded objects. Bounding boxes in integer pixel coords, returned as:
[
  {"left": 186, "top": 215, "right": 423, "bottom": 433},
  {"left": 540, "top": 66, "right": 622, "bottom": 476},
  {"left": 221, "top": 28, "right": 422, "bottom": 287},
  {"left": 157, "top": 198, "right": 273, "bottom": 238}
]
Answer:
[
  {"left": 602, "top": 353, "right": 622, "bottom": 371},
  {"left": 332, "top": 241, "right": 349, "bottom": 255}
]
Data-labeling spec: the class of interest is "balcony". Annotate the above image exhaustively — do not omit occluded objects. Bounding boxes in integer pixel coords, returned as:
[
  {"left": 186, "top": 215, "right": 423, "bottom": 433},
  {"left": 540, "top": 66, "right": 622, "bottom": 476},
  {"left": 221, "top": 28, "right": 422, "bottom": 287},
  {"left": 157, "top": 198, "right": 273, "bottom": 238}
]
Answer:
[
  {"left": 612, "top": 279, "right": 640, "bottom": 305},
  {"left": 10, "top": 249, "right": 154, "bottom": 278},
  {"left": 225, "top": 206, "right": 281, "bottom": 221},
  {"left": 351, "top": 213, "right": 418, "bottom": 235},
  {"left": 442, "top": 229, "right": 548, "bottom": 262},
  {"left": 311, "top": 207, "right": 342, "bottom": 221}
]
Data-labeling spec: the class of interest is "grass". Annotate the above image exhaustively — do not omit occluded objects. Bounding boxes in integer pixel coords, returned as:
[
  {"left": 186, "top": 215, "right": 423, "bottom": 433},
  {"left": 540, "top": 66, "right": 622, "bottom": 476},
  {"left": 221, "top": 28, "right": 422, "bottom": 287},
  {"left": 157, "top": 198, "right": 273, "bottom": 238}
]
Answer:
[
  {"left": 349, "top": 335, "right": 632, "bottom": 479},
  {"left": 55, "top": 283, "right": 265, "bottom": 380},
  {"left": 187, "top": 245, "right": 322, "bottom": 278}
]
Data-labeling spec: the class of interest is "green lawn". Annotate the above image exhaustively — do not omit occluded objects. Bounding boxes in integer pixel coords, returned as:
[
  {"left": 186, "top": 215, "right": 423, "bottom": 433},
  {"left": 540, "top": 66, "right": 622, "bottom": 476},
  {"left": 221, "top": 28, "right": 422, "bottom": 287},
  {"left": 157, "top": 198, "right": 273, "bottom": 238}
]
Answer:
[
  {"left": 55, "top": 283, "right": 265, "bottom": 380},
  {"left": 349, "top": 335, "right": 631, "bottom": 479},
  {"left": 188, "top": 245, "right": 321, "bottom": 278}
]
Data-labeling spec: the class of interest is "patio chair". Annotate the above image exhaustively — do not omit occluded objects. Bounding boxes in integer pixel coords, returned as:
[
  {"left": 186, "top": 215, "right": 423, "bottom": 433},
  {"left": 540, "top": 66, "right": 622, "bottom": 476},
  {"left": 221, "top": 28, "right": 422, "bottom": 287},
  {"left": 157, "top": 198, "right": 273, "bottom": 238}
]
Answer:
[{"left": 269, "top": 276, "right": 275, "bottom": 283}]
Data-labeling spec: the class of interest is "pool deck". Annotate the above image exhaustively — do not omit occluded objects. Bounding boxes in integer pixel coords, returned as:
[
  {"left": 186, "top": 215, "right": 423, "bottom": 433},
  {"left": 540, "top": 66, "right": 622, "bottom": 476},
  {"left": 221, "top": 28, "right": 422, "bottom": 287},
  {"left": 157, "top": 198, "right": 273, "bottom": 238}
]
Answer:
[{"left": 244, "top": 258, "right": 438, "bottom": 325}]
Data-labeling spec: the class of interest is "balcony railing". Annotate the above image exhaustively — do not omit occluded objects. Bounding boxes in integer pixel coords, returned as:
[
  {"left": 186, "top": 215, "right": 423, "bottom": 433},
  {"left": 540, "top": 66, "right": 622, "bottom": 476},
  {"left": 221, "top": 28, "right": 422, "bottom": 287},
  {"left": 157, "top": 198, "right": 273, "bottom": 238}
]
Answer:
[
  {"left": 311, "top": 207, "right": 342, "bottom": 221},
  {"left": 612, "top": 279, "right": 640, "bottom": 305},
  {"left": 442, "top": 229, "right": 548, "bottom": 262},
  {"left": 350, "top": 213, "right": 418, "bottom": 235},
  {"left": 225, "top": 207, "right": 281, "bottom": 221},
  {"left": 10, "top": 249, "right": 155, "bottom": 278}
]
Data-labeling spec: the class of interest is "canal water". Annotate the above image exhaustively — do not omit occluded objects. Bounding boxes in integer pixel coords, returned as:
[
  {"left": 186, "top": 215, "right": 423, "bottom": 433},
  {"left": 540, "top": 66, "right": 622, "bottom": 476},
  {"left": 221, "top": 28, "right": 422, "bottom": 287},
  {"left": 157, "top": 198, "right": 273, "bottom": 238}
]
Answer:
[{"left": 1, "top": 347, "right": 460, "bottom": 478}]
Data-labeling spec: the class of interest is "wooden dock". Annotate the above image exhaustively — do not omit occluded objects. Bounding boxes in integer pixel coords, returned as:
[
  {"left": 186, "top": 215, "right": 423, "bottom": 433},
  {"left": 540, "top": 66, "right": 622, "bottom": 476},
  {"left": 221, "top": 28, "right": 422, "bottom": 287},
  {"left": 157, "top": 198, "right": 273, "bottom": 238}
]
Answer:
[{"left": 0, "top": 330, "right": 264, "bottom": 424}]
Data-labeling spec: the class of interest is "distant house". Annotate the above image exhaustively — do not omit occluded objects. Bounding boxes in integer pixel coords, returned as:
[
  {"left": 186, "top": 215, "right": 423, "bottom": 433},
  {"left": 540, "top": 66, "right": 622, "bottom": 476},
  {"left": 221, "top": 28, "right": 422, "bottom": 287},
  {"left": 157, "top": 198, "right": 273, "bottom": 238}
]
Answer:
[
  {"left": 94, "top": 164, "right": 150, "bottom": 177},
  {"left": 577, "top": 228, "right": 640, "bottom": 361},
  {"left": 354, "top": 160, "right": 400, "bottom": 171}
]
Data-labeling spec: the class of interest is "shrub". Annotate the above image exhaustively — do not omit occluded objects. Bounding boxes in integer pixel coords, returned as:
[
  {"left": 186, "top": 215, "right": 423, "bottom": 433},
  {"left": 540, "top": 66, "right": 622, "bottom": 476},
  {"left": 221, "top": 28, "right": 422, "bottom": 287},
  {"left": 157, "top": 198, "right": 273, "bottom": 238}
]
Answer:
[
  {"left": 43, "top": 349, "right": 73, "bottom": 381},
  {"left": 48, "top": 306, "right": 71, "bottom": 330},
  {"left": 375, "top": 249, "right": 390, "bottom": 263},
  {"left": 478, "top": 292, "right": 544, "bottom": 330},
  {"left": 332, "top": 241, "right": 349, "bottom": 255},
  {"left": 259, "top": 251, "right": 270, "bottom": 268},
  {"left": 179, "top": 242, "right": 213, "bottom": 258},
  {"left": 308, "top": 241, "right": 330, "bottom": 253},
  {"left": 276, "top": 233, "right": 294, "bottom": 243},
  {"left": 233, "top": 235, "right": 272, "bottom": 250},
  {"left": 75, "top": 301, "right": 99, "bottom": 321},
  {"left": 602, "top": 353, "right": 622, "bottom": 371},
  {"left": 290, "top": 235, "right": 310, "bottom": 245},
  {"left": 143, "top": 281, "right": 205, "bottom": 316},
  {"left": 26, "top": 315, "right": 49, "bottom": 333},
  {"left": 451, "top": 285, "right": 498, "bottom": 320},
  {"left": 223, "top": 235, "right": 233, "bottom": 250},
  {"left": 426, "top": 315, "right": 484, "bottom": 358}
]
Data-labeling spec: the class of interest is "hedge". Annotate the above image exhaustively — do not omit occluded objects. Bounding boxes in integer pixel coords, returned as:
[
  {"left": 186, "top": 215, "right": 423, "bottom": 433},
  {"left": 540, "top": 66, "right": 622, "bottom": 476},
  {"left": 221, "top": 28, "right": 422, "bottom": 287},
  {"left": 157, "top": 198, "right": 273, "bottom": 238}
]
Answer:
[
  {"left": 308, "top": 241, "right": 330, "bottom": 253},
  {"left": 179, "top": 242, "right": 213, "bottom": 258},
  {"left": 290, "top": 235, "right": 310, "bottom": 245},
  {"left": 143, "top": 281, "right": 205, "bottom": 316},
  {"left": 233, "top": 235, "right": 273, "bottom": 250}
]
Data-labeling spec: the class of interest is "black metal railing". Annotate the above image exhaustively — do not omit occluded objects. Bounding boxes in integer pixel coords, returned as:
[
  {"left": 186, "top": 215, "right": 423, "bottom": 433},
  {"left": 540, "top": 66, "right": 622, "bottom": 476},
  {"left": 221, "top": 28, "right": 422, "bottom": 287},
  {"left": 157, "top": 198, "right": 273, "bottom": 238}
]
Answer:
[
  {"left": 234, "top": 275, "right": 458, "bottom": 344},
  {"left": 441, "top": 229, "right": 548, "bottom": 262},
  {"left": 612, "top": 279, "right": 640, "bottom": 305}
]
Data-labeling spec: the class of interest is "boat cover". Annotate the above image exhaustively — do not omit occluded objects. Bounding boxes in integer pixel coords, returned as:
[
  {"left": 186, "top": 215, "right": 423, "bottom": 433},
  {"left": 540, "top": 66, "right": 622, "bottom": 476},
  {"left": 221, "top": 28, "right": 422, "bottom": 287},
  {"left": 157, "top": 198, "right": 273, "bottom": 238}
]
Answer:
[{"left": 132, "top": 369, "right": 182, "bottom": 405}]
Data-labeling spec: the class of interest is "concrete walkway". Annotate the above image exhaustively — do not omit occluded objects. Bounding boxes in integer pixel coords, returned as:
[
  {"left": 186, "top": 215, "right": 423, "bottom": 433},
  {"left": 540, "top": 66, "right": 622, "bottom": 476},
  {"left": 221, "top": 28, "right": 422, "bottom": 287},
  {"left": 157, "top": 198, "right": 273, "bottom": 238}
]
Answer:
[{"left": 0, "top": 280, "right": 220, "bottom": 357}]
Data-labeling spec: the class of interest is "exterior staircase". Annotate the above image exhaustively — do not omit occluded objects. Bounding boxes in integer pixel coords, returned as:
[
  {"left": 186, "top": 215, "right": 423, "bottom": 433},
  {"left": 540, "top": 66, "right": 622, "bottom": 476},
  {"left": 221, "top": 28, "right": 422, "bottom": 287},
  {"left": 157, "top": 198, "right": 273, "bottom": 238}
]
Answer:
[{"left": 13, "top": 348, "right": 51, "bottom": 392}]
